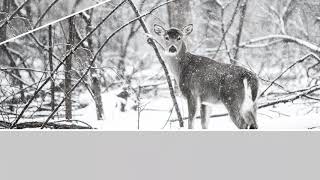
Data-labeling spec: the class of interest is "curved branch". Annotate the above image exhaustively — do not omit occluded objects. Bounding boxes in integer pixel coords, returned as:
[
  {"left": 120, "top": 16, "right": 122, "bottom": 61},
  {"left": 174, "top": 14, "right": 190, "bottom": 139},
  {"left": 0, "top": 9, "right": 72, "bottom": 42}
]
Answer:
[
  {"left": 33, "top": 0, "right": 60, "bottom": 28},
  {"left": 127, "top": 0, "right": 184, "bottom": 127},
  {"left": 240, "top": 34, "right": 320, "bottom": 53},
  {"left": 259, "top": 53, "right": 320, "bottom": 97},
  {"left": 10, "top": 0, "right": 128, "bottom": 129},
  {"left": 212, "top": 0, "right": 241, "bottom": 60},
  {"left": 171, "top": 84, "right": 320, "bottom": 122},
  {"left": 0, "top": 0, "right": 31, "bottom": 29},
  {"left": 40, "top": 0, "right": 179, "bottom": 129}
]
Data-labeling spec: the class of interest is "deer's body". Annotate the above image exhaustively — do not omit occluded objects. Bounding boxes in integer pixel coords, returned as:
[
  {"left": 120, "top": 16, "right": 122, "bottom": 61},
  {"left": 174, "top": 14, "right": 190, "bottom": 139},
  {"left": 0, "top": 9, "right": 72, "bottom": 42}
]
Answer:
[{"left": 155, "top": 24, "right": 259, "bottom": 129}]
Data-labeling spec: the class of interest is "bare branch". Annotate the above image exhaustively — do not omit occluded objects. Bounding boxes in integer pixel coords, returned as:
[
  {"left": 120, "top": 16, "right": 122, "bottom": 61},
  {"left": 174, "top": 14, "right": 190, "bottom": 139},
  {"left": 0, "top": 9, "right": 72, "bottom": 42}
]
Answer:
[
  {"left": 239, "top": 34, "right": 320, "bottom": 53},
  {"left": 0, "top": 0, "right": 31, "bottom": 30},
  {"left": 127, "top": 0, "right": 184, "bottom": 127},
  {"left": 1, "top": 120, "right": 92, "bottom": 129},
  {"left": 171, "top": 85, "right": 320, "bottom": 123},
  {"left": 10, "top": 0, "right": 128, "bottom": 128},
  {"left": 40, "top": 0, "right": 173, "bottom": 128},
  {"left": 259, "top": 53, "right": 320, "bottom": 97},
  {"left": 233, "top": 0, "right": 248, "bottom": 62},
  {"left": 212, "top": 0, "right": 241, "bottom": 60},
  {"left": 33, "top": 0, "right": 60, "bottom": 28}
]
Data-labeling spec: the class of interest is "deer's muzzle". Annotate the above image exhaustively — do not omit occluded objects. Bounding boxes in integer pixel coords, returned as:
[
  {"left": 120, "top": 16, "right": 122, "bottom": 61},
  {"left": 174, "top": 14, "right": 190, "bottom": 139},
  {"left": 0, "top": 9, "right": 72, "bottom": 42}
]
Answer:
[{"left": 169, "top": 46, "right": 177, "bottom": 53}]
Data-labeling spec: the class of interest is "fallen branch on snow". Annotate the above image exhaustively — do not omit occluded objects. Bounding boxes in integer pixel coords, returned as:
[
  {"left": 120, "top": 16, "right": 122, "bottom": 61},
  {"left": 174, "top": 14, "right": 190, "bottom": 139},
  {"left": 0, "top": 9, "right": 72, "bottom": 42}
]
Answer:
[
  {"left": 239, "top": 34, "right": 320, "bottom": 53},
  {"left": 0, "top": 120, "right": 93, "bottom": 129},
  {"left": 170, "top": 85, "right": 320, "bottom": 122}
]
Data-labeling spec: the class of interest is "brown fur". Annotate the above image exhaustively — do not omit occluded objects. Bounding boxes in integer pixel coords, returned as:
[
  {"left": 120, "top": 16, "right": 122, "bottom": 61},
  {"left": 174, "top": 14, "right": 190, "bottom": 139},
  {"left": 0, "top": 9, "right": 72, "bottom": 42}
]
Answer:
[
  {"left": 154, "top": 24, "right": 259, "bottom": 129},
  {"left": 178, "top": 44, "right": 258, "bottom": 129}
]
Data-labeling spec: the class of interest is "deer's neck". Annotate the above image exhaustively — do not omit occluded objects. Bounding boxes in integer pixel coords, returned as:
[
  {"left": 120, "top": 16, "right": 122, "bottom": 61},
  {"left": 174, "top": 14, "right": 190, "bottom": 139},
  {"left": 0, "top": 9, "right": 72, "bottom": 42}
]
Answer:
[{"left": 164, "top": 42, "right": 188, "bottom": 84}]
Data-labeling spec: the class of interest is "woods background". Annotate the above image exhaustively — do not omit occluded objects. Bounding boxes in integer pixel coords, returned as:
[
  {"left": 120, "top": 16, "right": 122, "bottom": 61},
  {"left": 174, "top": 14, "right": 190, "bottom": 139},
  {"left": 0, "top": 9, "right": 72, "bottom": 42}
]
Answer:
[{"left": 0, "top": 0, "right": 320, "bottom": 130}]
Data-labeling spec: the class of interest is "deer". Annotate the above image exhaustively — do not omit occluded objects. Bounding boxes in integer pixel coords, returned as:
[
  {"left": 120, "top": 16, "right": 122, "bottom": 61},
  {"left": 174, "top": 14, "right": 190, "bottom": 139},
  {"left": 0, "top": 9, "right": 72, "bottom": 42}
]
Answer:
[{"left": 153, "top": 24, "right": 259, "bottom": 129}]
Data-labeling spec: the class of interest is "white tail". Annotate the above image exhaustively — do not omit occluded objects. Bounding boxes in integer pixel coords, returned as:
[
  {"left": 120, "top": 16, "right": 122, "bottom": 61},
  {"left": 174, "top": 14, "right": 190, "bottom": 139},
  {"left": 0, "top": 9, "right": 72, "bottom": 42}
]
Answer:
[
  {"left": 240, "top": 79, "right": 258, "bottom": 128},
  {"left": 154, "top": 24, "right": 259, "bottom": 129}
]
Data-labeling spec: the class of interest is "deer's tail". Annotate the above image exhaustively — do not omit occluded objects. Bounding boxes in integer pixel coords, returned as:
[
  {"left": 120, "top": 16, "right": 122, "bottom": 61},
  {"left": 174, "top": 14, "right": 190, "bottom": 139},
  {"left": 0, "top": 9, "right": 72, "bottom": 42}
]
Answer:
[{"left": 240, "top": 78, "right": 258, "bottom": 129}]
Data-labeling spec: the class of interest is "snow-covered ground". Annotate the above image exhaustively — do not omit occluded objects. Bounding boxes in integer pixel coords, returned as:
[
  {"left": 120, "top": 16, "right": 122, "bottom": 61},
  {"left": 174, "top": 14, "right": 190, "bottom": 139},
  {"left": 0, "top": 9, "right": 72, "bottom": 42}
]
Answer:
[{"left": 72, "top": 90, "right": 320, "bottom": 130}]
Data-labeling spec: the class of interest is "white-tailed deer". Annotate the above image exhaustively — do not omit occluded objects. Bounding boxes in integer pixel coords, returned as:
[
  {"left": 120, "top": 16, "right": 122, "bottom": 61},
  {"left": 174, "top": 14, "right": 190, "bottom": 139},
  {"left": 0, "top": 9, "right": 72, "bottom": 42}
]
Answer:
[{"left": 154, "top": 24, "right": 259, "bottom": 129}]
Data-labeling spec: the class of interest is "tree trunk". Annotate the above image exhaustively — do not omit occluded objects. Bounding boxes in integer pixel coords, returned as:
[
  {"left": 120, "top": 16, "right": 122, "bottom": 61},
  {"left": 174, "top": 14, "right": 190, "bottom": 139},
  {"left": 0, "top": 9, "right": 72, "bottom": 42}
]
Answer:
[
  {"left": 85, "top": 10, "right": 105, "bottom": 120},
  {"left": 233, "top": 0, "right": 248, "bottom": 63},
  {"left": 1, "top": 0, "right": 25, "bottom": 102},
  {"left": 167, "top": 0, "right": 192, "bottom": 29},
  {"left": 65, "top": 17, "right": 75, "bottom": 120},
  {"left": 0, "top": 0, "right": 9, "bottom": 61},
  {"left": 117, "top": 57, "right": 125, "bottom": 78},
  {"left": 48, "top": 25, "right": 55, "bottom": 112},
  {"left": 128, "top": 0, "right": 184, "bottom": 127},
  {"left": 167, "top": 0, "right": 192, "bottom": 90},
  {"left": 0, "top": 0, "right": 9, "bottom": 39},
  {"left": 1, "top": 45, "right": 25, "bottom": 102},
  {"left": 25, "top": 0, "right": 32, "bottom": 23}
]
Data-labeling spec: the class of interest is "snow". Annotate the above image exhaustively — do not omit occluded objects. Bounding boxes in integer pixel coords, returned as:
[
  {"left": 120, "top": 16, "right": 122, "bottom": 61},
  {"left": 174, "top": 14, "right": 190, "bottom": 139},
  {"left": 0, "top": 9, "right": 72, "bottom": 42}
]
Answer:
[{"left": 72, "top": 90, "right": 320, "bottom": 130}]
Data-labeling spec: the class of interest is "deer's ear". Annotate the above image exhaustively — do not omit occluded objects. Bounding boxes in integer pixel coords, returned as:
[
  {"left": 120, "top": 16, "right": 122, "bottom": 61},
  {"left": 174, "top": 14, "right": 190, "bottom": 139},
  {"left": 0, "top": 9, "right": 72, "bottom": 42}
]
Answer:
[
  {"left": 154, "top": 24, "right": 166, "bottom": 36},
  {"left": 182, "top": 24, "right": 193, "bottom": 36}
]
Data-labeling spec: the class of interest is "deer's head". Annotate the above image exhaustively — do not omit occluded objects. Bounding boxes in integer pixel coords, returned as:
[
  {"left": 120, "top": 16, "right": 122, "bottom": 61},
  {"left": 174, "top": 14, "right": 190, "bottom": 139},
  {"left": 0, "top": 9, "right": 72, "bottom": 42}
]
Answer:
[{"left": 153, "top": 24, "right": 193, "bottom": 55}]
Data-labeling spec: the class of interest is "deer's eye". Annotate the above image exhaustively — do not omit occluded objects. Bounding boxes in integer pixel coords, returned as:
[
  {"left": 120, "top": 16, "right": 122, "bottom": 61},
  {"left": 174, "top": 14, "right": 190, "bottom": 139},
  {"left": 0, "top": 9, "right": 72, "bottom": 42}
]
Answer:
[
  {"left": 165, "top": 36, "right": 169, "bottom": 41},
  {"left": 177, "top": 36, "right": 181, "bottom": 41}
]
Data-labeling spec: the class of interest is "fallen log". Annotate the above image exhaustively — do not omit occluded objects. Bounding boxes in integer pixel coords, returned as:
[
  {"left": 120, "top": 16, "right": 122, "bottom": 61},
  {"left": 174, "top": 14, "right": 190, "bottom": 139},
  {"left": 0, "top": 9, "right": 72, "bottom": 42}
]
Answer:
[{"left": 0, "top": 121, "right": 93, "bottom": 129}]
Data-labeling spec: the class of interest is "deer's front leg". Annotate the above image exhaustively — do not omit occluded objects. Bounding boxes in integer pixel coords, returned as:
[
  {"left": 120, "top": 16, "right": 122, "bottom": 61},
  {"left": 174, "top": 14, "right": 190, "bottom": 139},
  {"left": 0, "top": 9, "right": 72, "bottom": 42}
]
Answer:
[
  {"left": 187, "top": 95, "right": 197, "bottom": 129},
  {"left": 200, "top": 104, "right": 211, "bottom": 129}
]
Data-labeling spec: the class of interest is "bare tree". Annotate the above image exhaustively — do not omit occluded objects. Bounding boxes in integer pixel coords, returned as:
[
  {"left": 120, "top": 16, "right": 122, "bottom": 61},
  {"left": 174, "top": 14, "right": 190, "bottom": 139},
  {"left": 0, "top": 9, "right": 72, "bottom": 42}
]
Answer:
[
  {"left": 81, "top": 10, "right": 105, "bottom": 120},
  {"left": 0, "top": 0, "right": 26, "bottom": 102},
  {"left": 233, "top": 0, "right": 248, "bottom": 62},
  {"left": 10, "top": 0, "right": 128, "bottom": 128},
  {"left": 3, "top": 0, "right": 320, "bottom": 130},
  {"left": 167, "top": 0, "right": 192, "bottom": 28},
  {"left": 128, "top": 0, "right": 184, "bottom": 127},
  {"left": 65, "top": 16, "right": 76, "bottom": 120},
  {"left": 48, "top": 25, "right": 55, "bottom": 112},
  {"left": 0, "top": 0, "right": 10, "bottom": 62}
]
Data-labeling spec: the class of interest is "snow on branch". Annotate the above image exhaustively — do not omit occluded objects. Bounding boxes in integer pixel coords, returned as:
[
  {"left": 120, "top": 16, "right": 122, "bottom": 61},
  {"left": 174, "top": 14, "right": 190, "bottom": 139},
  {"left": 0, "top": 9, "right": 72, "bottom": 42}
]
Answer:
[
  {"left": 259, "top": 53, "right": 320, "bottom": 97},
  {"left": 170, "top": 53, "right": 320, "bottom": 123},
  {"left": 10, "top": 0, "right": 128, "bottom": 129},
  {"left": 259, "top": 85, "right": 320, "bottom": 108},
  {"left": 40, "top": 0, "right": 182, "bottom": 129},
  {"left": 0, "top": 120, "right": 93, "bottom": 129},
  {"left": 127, "top": 0, "right": 184, "bottom": 127},
  {"left": 0, "top": 0, "right": 31, "bottom": 29},
  {"left": 33, "top": 0, "right": 60, "bottom": 28},
  {"left": 239, "top": 34, "right": 320, "bottom": 53},
  {"left": 171, "top": 84, "right": 320, "bottom": 123}
]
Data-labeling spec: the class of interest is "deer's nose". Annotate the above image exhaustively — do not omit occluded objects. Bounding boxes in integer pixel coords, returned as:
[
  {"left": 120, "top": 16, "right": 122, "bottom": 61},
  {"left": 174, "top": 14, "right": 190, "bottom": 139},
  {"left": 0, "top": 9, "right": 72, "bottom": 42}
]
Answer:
[{"left": 169, "top": 46, "right": 177, "bottom": 53}]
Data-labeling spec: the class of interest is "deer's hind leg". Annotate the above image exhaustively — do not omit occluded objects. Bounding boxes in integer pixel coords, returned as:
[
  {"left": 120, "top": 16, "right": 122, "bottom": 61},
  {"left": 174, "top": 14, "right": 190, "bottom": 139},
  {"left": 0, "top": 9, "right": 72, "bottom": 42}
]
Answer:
[
  {"left": 242, "top": 103, "right": 258, "bottom": 129},
  {"left": 222, "top": 98, "right": 248, "bottom": 129},
  {"left": 228, "top": 106, "right": 248, "bottom": 129}
]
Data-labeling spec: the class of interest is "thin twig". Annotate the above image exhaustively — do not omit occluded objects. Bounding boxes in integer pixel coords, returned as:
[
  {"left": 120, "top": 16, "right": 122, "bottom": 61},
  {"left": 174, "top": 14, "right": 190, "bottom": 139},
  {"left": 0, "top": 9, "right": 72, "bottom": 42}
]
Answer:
[
  {"left": 127, "top": 0, "right": 184, "bottom": 127},
  {"left": 40, "top": 0, "right": 170, "bottom": 128},
  {"left": 0, "top": 0, "right": 31, "bottom": 29},
  {"left": 171, "top": 85, "right": 320, "bottom": 122},
  {"left": 33, "top": 0, "right": 60, "bottom": 28},
  {"left": 10, "top": 0, "right": 128, "bottom": 129},
  {"left": 212, "top": 0, "right": 241, "bottom": 60},
  {"left": 259, "top": 53, "right": 319, "bottom": 97},
  {"left": 233, "top": 0, "right": 248, "bottom": 62},
  {"left": 162, "top": 105, "right": 174, "bottom": 129}
]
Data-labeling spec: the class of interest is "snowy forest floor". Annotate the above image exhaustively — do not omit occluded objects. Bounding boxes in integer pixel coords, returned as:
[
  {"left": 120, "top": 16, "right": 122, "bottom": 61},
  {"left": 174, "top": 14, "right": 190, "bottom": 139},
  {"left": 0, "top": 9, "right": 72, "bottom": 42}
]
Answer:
[
  {"left": 80, "top": 92, "right": 320, "bottom": 130},
  {"left": 28, "top": 87, "right": 319, "bottom": 130},
  {"left": 3, "top": 86, "right": 320, "bottom": 130}
]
